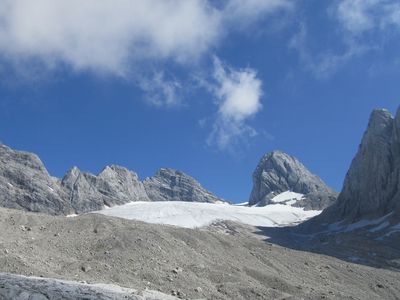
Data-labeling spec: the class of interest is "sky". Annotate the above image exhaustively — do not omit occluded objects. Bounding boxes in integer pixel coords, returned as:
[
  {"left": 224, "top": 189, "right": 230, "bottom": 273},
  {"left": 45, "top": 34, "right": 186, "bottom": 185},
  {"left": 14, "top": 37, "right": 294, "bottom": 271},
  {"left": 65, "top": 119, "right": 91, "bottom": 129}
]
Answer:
[{"left": 0, "top": 0, "right": 399, "bottom": 203}]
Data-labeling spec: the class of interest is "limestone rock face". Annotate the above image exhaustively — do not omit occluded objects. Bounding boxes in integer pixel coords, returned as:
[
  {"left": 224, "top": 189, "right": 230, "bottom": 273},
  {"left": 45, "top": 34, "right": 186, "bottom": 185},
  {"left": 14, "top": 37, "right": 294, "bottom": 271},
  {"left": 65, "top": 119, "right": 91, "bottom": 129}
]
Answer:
[
  {"left": 143, "top": 168, "right": 223, "bottom": 203},
  {"left": 318, "top": 109, "right": 400, "bottom": 223},
  {"left": 61, "top": 165, "right": 150, "bottom": 213},
  {"left": 0, "top": 143, "right": 223, "bottom": 215},
  {"left": 0, "top": 144, "right": 72, "bottom": 215},
  {"left": 249, "top": 151, "right": 337, "bottom": 210}
]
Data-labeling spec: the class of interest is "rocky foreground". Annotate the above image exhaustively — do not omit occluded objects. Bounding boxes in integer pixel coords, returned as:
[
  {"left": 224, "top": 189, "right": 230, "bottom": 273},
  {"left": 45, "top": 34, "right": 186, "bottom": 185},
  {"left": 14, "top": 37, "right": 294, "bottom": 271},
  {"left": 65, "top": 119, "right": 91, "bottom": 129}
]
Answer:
[
  {"left": 0, "top": 272, "right": 176, "bottom": 300},
  {"left": 0, "top": 207, "right": 399, "bottom": 300}
]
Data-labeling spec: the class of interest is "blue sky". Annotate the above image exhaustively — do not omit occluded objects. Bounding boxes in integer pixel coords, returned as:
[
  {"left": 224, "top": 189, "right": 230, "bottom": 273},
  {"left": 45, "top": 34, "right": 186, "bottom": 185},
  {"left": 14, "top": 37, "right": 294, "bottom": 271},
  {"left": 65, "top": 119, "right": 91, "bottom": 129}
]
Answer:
[{"left": 0, "top": 0, "right": 399, "bottom": 203}]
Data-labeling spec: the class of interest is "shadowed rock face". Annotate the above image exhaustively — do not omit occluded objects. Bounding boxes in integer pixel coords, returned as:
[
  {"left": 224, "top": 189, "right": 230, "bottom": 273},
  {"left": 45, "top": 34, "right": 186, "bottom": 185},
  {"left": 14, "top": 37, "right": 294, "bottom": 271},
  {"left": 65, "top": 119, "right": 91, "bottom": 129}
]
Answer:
[
  {"left": 316, "top": 108, "right": 400, "bottom": 224},
  {"left": 143, "top": 168, "right": 223, "bottom": 203},
  {"left": 0, "top": 144, "right": 72, "bottom": 215},
  {"left": 249, "top": 151, "right": 337, "bottom": 210},
  {"left": 61, "top": 165, "right": 150, "bottom": 213}
]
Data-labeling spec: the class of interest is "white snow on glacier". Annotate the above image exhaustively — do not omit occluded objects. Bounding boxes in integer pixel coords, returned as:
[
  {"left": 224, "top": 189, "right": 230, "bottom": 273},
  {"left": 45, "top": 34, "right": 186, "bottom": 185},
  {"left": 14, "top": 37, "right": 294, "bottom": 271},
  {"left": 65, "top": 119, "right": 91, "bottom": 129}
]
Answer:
[{"left": 95, "top": 201, "right": 320, "bottom": 229}]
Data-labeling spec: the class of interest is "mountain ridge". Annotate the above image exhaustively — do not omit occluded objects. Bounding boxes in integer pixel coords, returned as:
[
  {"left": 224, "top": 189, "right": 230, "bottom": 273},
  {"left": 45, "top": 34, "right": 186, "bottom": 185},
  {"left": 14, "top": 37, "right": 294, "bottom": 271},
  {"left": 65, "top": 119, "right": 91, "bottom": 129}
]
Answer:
[{"left": 0, "top": 143, "right": 224, "bottom": 215}]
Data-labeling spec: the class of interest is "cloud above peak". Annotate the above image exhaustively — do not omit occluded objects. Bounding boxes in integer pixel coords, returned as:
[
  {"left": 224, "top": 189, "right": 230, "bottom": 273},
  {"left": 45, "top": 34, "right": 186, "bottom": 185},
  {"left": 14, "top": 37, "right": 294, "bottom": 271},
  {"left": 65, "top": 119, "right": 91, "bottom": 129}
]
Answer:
[
  {"left": 208, "top": 58, "right": 263, "bottom": 150},
  {"left": 0, "top": 0, "right": 221, "bottom": 74},
  {"left": 0, "top": 0, "right": 288, "bottom": 151},
  {"left": 213, "top": 58, "right": 262, "bottom": 122},
  {"left": 0, "top": 0, "right": 291, "bottom": 75}
]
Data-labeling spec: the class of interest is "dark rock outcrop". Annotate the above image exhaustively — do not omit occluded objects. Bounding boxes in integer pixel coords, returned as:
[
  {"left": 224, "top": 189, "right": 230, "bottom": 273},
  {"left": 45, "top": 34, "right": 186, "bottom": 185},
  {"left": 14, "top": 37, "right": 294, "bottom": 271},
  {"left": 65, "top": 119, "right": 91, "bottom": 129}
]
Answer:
[
  {"left": 143, "top": 168, "right": 223, "bottom": 203},
  {"left": 249, "top": 151, "right": 337, "bottom": 210}
]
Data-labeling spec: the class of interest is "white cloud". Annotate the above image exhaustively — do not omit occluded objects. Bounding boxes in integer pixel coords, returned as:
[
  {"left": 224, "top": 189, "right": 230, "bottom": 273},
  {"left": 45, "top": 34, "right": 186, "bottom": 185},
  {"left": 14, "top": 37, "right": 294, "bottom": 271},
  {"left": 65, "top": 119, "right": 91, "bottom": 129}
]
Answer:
[
  {"left": 289, "top": 24, "right": 370, "bottom": 78},
  {"left": 0, "top": 0, "right": 290, "bottom": 111},
  {"left": 0, "top": 0, "right": 291, "bottom": 76},
  {"left": 335, "top": 0, "right": 400, "bottom": 35},
  {"left": 138, "top": 71, "right": 182, "bottom": 107},
  {"left": 0, "top": 0, "right": 221, "bottom": 75},
  {"left": 335, "top": 0, "right": 379, "bottom": 34},
  {"left": 290, "top": 0, "right": 398, "bottom": 78},
  {"left": 291, "top": 0, "right": 400, "bottom": 79},
  {"left": 388, "top": 4, "right": 400, "bottom": 26},
  {"left": 207, "top": 57, "right": 263, "bottom": 150},
  {"left": 0, "top": 0, "right": 291, "bottom": 150}
]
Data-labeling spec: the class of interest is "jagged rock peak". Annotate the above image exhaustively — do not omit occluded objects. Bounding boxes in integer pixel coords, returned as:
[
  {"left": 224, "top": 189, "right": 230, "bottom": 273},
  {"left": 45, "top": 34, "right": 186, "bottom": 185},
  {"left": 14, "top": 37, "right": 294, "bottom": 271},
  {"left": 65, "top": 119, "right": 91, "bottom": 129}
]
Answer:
[
  {"left": 64, "top": 166, "right": 80, "bottom": 177},
  {"left": 98, "top": 164, "right": 140, "bottom": 180},
  {"left": 315, "top": 108, "right": 400, "bottom": 224},
  {"left": 0, "top": 144, "right": 48, "bottom": 173},
  {"left": 249, "top": 150, "right": 337, "bottom": 210},
  {"left": 0, "top": 143, "right": 226, "bottom": 215},
  {"left": 61, "top": 164, "right": 149, "bottom": 213},
  {"left": 143, "top": 168, "right": 224, "bottom": 203},
  {"left": 0, "top": 145, "right": 72, "bottom": 215}
]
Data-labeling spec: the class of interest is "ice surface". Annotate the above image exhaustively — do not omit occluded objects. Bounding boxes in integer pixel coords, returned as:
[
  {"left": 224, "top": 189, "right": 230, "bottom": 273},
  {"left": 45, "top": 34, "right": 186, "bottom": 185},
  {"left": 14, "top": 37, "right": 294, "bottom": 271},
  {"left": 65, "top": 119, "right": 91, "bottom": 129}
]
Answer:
[{"left": 95, "top": 201, "right": 321, "bottom": 229}]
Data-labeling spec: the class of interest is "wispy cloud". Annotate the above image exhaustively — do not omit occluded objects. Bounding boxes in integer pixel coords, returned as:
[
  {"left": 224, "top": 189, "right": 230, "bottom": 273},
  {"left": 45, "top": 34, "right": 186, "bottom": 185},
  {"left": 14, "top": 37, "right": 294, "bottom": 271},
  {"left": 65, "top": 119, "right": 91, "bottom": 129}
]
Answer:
[
  {"left": 335, "top": 0, "right": 400, "bottom": 35},
  {"left": 137, "top": 71, "right": 182, "bottom": 107},
  {"left": 0, "top": 0, "right": 221, "bottom": 75},
  {"left": 207, "top": 57, "right": 263, "bottom": 151},
  {"left": 291, "top": 1, "right": 400, "bottom": 79},
  {"left": 0, "top": 0, "right": 291, "bottom": 75},
  {"left": 289, "top": 24, "right": 370, "bottom": 79},
  {"left": 335, "top": 0, "right": 380, "bottom": 34},
  {"left": 0, "top": 0, "right": 290, "bottom": 109},
  {"left": 223, "top": 0, "right": 293, "bottom": 27}
]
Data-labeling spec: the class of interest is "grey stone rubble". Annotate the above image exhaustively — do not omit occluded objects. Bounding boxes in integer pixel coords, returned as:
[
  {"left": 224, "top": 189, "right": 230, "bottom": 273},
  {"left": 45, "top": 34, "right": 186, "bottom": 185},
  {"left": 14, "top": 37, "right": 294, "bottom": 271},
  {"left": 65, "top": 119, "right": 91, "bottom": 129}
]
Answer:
[
  {"left": 0, "top": 272, "right": 177, "bottom": 300},
  {"left": 0, "top": 207, "right": 399, "bottom": 300},
  {"left": 0, "top": 143, "right": 224, "bottom": 215},
  {"left": 306, "top": 108, "right": 400, "bottom": 230},
  {"left": 249, "top": 150, "right": 338, "bottom": 210}
]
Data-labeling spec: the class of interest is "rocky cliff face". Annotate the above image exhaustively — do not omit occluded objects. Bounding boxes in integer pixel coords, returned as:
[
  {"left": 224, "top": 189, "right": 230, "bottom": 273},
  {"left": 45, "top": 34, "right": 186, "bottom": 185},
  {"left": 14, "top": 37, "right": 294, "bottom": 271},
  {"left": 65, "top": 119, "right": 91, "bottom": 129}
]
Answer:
[
  {"left": 249, "top": 151, "right": 337, "bottom": 210},
  {"left": 0, "top": 144, "right": 72, "bottom": 215},
  {"left": 143, "top": 168, "right": 222, "bottom": 203},
  {"left": 61, "top": 165, "right": 150, "bottom": 213},
  {"left": 0, "top": 144, "right": 223, "bottom": 215},
  {"left": 314, "top": 109, "right": 400, "bottom": 224}
]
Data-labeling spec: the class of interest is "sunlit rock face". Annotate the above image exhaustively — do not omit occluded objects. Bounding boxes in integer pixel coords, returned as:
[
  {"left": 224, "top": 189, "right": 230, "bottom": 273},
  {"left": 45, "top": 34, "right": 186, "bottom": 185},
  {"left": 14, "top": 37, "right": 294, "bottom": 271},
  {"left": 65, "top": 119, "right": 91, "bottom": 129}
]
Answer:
[
  {"left": 0, "top": 144, "right": 71, "bottom": 215},
  {"left": 249, "top": 150, "right": 337, "bottom": 210},
  {"left": 61, "top": 165, "right": 150, "bottom": 213},
  {"left": 143, "top": 168, "right": 223, "bottom": 203},
  {"left": 321, "top": 109, "right": 400, "bottom": 223}
]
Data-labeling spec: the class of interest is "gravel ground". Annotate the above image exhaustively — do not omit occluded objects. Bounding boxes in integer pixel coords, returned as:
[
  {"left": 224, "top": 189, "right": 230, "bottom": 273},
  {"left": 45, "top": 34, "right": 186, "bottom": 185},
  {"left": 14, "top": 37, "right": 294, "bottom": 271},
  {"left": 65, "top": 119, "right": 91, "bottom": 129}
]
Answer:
[{"left": 0, "top": 207, "right": 399, "bottom": 300}]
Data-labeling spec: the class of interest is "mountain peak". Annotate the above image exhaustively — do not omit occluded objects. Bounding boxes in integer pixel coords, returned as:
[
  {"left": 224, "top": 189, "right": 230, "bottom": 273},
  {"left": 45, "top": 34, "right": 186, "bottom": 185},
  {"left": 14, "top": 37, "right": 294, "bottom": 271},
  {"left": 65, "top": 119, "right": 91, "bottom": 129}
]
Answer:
[
  {"left": 144, "top": 168, "right": 223, "bottom": 203},
  {"left": 249, "top": 150, "right": 337, "bottom": 210},
  {"left": 314, "top": 107, "right": 400, "bottom": 224}
]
